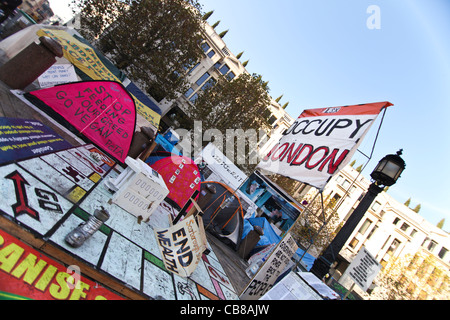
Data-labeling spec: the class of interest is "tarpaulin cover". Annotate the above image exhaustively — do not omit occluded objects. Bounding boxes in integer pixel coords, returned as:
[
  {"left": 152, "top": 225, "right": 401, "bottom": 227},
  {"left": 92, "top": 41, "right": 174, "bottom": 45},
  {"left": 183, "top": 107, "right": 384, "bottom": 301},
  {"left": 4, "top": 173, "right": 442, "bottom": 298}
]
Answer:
[
  {"left": 146, "top": 151, "right": 201, "bottom": 210},
  {"left": 243, "top": 217, "right": 316, "bottom": 271},
  {"left": 26, "top": 81, "right": 136, "bottom": 163},
  {"left": 155, "top": 134, "right": 182, "bottom": 155},
  {"left": 125, "top": 82, "right": 162, "bottom": 116}
]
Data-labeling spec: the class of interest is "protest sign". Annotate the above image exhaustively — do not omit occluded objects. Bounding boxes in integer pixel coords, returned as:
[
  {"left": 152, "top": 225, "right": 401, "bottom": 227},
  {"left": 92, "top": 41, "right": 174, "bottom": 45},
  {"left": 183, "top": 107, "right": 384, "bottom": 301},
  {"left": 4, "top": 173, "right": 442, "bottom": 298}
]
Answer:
[
  {"left": 154, "top": 215, "right": 207, "bottom": 277},
  {"left": 27, "top": 81, "right": 136, "bottom": 163},
  {"left": 36, "top": 28, "right": 161, "bottom": 128},
  {"left": 0, "top": 229, "right": 124, "bottom": 300},
  {"left": 258, "top": 102, "right": 392, "bottom": 190},
  {"left": 240, "top": 233, "right": 298, "bottom": 300},
  {"left": 346, "top": 247, "right": 381, "bottom": 291},
  {"left": 0, "top": 117, "right": 71, "bottom": 164},
  {"left": 38, "top": 64, "right": 78, "bottom": 88}
]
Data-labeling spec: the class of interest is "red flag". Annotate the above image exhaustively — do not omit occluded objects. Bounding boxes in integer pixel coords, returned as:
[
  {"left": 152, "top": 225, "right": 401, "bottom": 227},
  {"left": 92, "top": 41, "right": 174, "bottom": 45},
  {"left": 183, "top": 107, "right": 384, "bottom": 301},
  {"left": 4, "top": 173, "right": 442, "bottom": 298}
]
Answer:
[{"left": 28, "top": 81, "right": 136, "bottom": 163}]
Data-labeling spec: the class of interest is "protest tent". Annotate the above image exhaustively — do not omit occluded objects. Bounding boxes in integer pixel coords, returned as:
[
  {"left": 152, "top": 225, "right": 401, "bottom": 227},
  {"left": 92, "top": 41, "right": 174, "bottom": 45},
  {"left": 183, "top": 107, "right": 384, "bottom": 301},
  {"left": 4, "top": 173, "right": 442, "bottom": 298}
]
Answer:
[
  {"left": 146, "top": 151, "right": 201, "bottom": 211},
  {"left": 242, "top": 217, "right": 316, "bottom": 271},
  {"left": 199, "top": 181, "right": 244, "bottom": 250},
  {"left": 25, "top": 80, "right": 136, "bottom": 164}
]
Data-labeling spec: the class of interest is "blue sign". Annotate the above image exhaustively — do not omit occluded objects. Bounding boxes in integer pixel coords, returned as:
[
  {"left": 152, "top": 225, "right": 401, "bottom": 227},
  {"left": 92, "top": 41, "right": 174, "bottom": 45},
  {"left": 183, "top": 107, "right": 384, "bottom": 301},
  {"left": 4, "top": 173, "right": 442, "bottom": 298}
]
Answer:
[{"left": 0, "top": 117, "right": 72, "bottom": 165}]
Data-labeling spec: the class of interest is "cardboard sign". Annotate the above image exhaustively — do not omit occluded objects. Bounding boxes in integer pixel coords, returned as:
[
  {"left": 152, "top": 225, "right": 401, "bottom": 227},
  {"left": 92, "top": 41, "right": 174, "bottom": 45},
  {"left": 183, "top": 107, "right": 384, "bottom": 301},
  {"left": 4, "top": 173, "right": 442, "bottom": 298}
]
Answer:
[
  {"left": 38, "top": 64, "right": 78, "bottom": 88},
  {"left": 240, "top": 233, "right": 298, "bottom": 300},
  {"left": 0, "top": 117, "right": 71, "bottom": 165},
  {"left": 28, "top": 81, "right": 136, "bottom": 163},
  {"left": 0, "top": 229, "right": 124, "bottom": 300},
  {"left": 346, "top": 247, "right": 381, "bottom": 291},
  {"left": 258, "top": 102, "right": 392, "bottom": 189},
  {"left": 154, "top": 215, "right": 207, "bottom": 277}
]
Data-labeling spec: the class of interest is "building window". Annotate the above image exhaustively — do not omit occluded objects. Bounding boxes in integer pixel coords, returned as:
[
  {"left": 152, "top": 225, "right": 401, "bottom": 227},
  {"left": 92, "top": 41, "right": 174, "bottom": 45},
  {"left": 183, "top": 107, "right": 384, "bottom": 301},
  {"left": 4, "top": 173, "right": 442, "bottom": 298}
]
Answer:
[
  {"left": 189, "top": 93, "right": 199, "bottom": 104},
  {"left": 427, "top": 241, "right": 438, "bottom": 253},
  {"left": 196, "top": 72, "right": 210, "bottom": 86},
  {"left": 184, "top": 87, "right": 194, "bottom": 98},
  {"left": 358, "top": 219, "right": 372, "bottom": 235},
  {"left": 188, "top": 62, "right": 200, "bottom": 74},
  {"left": 400, "top": 222, "right": 410, "bottom": 232},
  {"left": 268, "top": 115, "right": 277, "bottom": 125},
  {"left": 386, "top": 238, "right": 401, "bottom": 256},
  {"left": 227, "top": 71, "right": 236, "bottom": 80},
  {"left": 410, "top": 229, "right": 418, "bottom": 237},
  {"left": 219, "top": 64, "right": 230, "bottom": 75},
  {"left": 438, "top": 247, "right": 448, "bottom": 260},
  {"left": 341, "top": 179, "right": 350, "bottom": 189},
  {"left": 207, "top": 49, "right": 215, "bottom": 58},
  {"left": 349, "top": 237, "right": 359, "bottom": 249},
  {"left": 371, "top": 201, "right": 381, "bottom": 212},
  {"left": 367, "top": 225, "right": 378, "bottom": 240},
  {"left": 393, "top": 217, "right": 400, "bottom": 225},
  {"left": 201, "top": 78, "right": 216, "bottom": 91},
  {"left": 201, "top": 42, "right": 211, "bottom": 52}
]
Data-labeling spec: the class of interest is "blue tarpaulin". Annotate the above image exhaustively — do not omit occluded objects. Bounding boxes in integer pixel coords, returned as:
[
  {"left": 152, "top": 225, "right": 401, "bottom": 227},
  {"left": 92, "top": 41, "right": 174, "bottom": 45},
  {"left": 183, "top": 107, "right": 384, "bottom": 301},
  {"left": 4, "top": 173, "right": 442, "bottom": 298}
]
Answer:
[{"left": 242, "top": 217, "right": 316, "bottom": 271}]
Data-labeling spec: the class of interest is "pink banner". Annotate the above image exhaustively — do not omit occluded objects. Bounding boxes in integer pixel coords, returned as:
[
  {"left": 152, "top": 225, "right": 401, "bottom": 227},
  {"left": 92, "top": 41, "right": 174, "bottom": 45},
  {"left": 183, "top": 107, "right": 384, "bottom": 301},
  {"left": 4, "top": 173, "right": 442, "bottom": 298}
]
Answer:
[{"left": 29, "top": 81, "right": 136, "bottom": 163}]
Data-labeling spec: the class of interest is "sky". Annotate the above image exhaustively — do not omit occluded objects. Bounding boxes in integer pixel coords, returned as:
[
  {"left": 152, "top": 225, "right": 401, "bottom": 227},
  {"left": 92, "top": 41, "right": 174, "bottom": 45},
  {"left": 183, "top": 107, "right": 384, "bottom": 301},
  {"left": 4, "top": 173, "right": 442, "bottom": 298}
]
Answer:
[{"left": 48, "top": 0, "right": 450, "bottom": 229}]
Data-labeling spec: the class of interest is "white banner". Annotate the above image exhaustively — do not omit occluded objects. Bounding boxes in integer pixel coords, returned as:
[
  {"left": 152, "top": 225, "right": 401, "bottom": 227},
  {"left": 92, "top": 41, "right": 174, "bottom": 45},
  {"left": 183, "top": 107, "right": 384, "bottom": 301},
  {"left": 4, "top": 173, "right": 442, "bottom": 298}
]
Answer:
[
  {"left": 257, "top": 102, "right": 392, "bottom": 190},
  {"left": 196, "top": 143, "right": 247, "bottom": 189}
]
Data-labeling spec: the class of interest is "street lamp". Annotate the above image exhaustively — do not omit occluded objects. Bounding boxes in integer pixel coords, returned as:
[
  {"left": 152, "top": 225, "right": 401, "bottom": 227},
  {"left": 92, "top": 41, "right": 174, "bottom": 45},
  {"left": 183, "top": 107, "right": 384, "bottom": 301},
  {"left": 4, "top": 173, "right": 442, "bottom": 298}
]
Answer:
[{"left": 310, "top": 150, "right": 406, "bottom": 280}]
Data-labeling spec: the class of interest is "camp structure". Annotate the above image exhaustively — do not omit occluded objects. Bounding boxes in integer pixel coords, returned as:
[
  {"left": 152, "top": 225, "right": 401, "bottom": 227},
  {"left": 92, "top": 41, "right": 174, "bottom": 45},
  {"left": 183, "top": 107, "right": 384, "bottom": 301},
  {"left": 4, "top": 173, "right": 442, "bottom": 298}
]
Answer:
[
  {"left": 145, "top": 151, "right": 201, "bottom": 211},
  {"left": 198, "top": 181, "right": 244, "bottom": 250}
]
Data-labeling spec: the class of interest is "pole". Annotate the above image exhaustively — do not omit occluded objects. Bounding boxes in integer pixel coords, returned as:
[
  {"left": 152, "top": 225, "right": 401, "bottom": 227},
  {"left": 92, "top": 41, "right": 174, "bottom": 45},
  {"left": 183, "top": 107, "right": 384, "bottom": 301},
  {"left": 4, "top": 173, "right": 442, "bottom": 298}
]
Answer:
[
  {"left": 343, "top": 282, "right": 356, "bottom": 300},
  {"left": 310, "top": 182, "right": 383, "bottom": 280}
]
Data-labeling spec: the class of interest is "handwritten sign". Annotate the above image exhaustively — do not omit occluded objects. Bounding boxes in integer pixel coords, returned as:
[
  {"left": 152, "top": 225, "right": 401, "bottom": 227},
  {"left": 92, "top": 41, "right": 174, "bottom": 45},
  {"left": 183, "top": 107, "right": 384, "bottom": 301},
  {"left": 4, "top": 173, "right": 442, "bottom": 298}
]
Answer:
[
  {"left": 27, "top": 81, "right": 136, "bottom": 163},
  {"left": 240, "top": 233, "right": 298, "bottom": 300},
  {"left": 154, "top": 216, "right": 207, "bottom": 277},
  {"left": 38, "top": 64, "right": 78, "bottom": 88},
  {"left": 0, "top": 117, "right": 71, "bottom": 165}
]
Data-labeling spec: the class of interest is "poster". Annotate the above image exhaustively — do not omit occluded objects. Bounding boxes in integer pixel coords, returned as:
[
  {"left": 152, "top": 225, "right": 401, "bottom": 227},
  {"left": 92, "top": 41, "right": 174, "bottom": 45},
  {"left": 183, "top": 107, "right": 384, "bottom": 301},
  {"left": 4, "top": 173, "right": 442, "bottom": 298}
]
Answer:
[
  {"left": 154, "top": 215, "right": 207, "bottom": 278},
  {"left": 38, "top": 64, "right": 78, "bottom": 88},
  {"left": 27, "top": 81, "right": 136, "bottom": 163},
  {"left": 346, "top": 247, "right": 381, "bottom": 291},
  {"left": 0, "top": 117, "right": 71, "bottom": 165},
  {"left": 36, "top": 28, "right": 161, "bottom": 127},
  {"left": 240, "top": 233, "right": 298, "bottom": 300},
  {"left": 257, "top": 102, "right": 392, "bottom": 189},
  {"left": 0, "top": 229, "right": 124, "bottom": 300}
]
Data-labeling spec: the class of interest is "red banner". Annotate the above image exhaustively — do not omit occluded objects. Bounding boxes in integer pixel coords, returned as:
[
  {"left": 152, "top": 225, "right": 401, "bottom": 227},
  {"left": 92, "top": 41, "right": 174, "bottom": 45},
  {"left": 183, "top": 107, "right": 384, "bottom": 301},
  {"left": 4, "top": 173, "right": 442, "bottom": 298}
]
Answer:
[
  {"left": 29, "top": 81, "right": 136, "bottom": 163},
  {"left": 0, "top": 229, "right": 124, "bottom": 300}
]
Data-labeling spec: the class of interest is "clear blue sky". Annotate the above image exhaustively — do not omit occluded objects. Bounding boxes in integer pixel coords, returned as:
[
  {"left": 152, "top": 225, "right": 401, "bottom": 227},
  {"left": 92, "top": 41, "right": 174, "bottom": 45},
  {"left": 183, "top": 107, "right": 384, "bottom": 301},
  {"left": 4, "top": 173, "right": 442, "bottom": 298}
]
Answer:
[{"left": 50, "top": 0, "right": 450, "bottom": 228}]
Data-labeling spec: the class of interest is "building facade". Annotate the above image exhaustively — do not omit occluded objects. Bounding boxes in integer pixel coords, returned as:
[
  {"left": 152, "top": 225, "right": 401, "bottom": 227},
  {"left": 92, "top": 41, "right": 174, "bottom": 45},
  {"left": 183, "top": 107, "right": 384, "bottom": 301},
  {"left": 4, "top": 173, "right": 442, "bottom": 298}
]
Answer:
[
  {"left": 317, "top": 164, "right": 449, "bottom": 299},
  {"left": 157, "top": 18, "right": 294, "bottom": 161}
]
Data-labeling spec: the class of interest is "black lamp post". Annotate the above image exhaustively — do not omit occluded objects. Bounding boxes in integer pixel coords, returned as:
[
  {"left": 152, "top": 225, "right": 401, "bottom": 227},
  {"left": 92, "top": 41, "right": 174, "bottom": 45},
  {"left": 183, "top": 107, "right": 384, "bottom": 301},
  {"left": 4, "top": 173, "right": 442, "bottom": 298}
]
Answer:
[{"left": 310, "top": 150, "right": 406, "bottom": 280}]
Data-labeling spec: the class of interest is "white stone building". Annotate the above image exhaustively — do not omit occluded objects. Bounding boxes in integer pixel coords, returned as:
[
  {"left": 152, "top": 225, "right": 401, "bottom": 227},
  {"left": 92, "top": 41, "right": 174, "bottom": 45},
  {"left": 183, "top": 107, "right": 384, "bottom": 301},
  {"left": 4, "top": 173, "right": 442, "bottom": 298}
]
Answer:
[{"left": 317, "top": 164, "right": 449, "bottom": 299}]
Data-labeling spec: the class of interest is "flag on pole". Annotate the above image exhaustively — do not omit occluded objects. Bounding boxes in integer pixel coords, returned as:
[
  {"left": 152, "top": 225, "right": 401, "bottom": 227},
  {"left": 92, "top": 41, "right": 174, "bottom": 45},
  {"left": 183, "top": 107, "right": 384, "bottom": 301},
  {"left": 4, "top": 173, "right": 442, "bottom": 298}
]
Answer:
[{"left": 257, "top": 102, "right": 393, "bottom": 190}]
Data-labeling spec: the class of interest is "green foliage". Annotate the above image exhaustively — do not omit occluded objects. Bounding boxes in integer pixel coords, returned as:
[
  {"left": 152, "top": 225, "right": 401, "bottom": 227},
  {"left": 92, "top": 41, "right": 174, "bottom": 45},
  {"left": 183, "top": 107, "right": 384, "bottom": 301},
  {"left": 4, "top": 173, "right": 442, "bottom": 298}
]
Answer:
[{"left": 72, "top": 0, "right": 205, "bottom": 101}]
